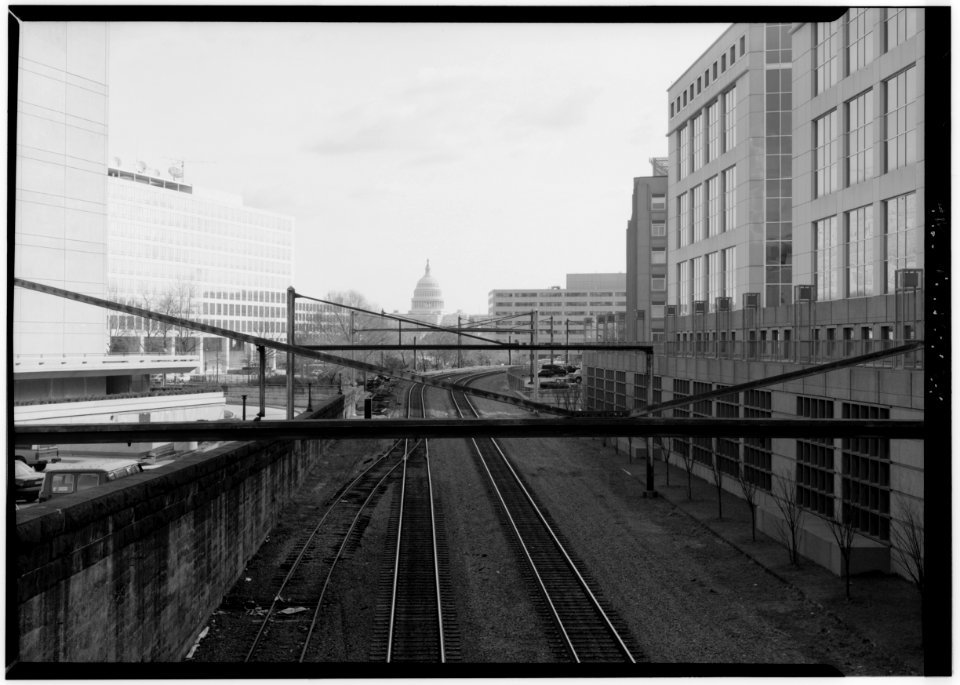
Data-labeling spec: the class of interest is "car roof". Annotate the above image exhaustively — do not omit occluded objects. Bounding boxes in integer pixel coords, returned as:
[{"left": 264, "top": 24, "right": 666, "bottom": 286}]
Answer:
[{"left": 43, "top": 459, "right": 142, "bottom": 473}]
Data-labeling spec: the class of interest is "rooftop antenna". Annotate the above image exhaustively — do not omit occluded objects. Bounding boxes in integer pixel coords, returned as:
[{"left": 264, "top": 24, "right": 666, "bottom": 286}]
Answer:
[{"left": 163, "top": 157, "right": 214, "bottom": 182}]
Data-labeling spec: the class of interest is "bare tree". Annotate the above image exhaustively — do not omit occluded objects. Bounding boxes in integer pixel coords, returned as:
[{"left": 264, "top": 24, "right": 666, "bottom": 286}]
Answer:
[
  {"left": 737, "top": 465, "right": 760, "bottom": 542},
  {"left": 655, "top": 436, "right": 670, "bottom": 487},
  {"left": 711, "top": 460, "right": 724, "bottom": 519},
  {"left": 825, "top": 508, "right": 858, "bottom": 599},
  {"left": 773, "top": 475, "right": 805, "bottom": 566},
  {"left": 891, "top": 497, "right": 925, "bottom": 648},
  {"left": 678, "top": 444, "right": 696, "bottom": 500}
]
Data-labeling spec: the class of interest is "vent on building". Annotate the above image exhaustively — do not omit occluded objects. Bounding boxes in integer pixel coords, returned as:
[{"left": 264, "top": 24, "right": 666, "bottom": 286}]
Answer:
[
  {"left": 665, "top": 305, "right": 678, "bottom": 317},
  {"left": 896, "top": 269, "right": 923, "bottom": 290},
  {"left": 715, "top": 297, "right": 732, "bottom": 312},
  {"left": 743, "top": 292, "right": 760, "bottom": 308},
  {"left": 795, "top": 285, "right": 815, "bottom": 302},
  {"left": 693, "top": 300, "right": 707, "bottom": 314}
]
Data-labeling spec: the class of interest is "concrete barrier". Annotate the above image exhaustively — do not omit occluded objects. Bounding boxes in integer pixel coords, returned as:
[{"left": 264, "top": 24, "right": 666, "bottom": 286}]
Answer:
[{"left": 12, "top": 395, "right": 344, "bottom": 663}]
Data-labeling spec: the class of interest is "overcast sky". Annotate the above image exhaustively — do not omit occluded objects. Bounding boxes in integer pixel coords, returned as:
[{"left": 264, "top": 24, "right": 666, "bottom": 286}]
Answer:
[{"left": 107, "top": 21, "right": 730, "bottom": 314}]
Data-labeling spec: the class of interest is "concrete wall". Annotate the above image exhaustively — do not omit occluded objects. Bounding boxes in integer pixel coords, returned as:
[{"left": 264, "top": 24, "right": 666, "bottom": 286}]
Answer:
[{"left": 13, "top": 396, "right": 344, "bottom": 662}]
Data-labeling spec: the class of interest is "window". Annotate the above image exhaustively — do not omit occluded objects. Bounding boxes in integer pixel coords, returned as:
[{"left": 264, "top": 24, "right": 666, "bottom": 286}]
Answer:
[
  {"left": 651, "top": 194, "right": 666, "bottom": 211},
  {"left": 884, "top": 66, "right": 917, "bottom": 172},
  {"left": 706, "top": 251, "right": 721, "bottom": 309},
  {"left": 651, "top": 277, "right": 666, "bottom": 291},
  {"left": 723, "top": 86, "right": 737, "bottom": 151},
  {"left": 796, "top": 397, "right": 836, "bottom": 517},
  {"left": 740, "top": 35, "right": 746, "bottom": 56},
  {"left": 885, "top": 7, "right": 919, "bottom": 50},
  {"left": 707, "top": 101, "right": 720, "bottom": 162},
  {"left": 678, "top": 124, "right": 689, "bottom": 178},
  {"left": 697, "top": 76, "right": 702, "bottom": 94},
  {"left": 883, "top": 192, "right": 919, "bottom": 293},
  {"left": 692, "top": 114, "right": 704, "bottom": 171},
  {"left": 841, "top": 402, "right": 891, "bottom": 539},
  {"left": 671, "top": 379, "right": 691, "bottom": 457},
  {"left": 712, "top": 62, "right": 718, "bottom": 79},
  {"left": 693, "top": 256, "right": 704, "bottom": 304},
  {"left": 814, "top": 110, "right": 840, "bottom": 197},
  {"left": 847, "top": 8, "right": 874, "bottom": 74},
  {"left": 692, "top": 184, "right": 704, "bottom": 242},
  {"left": 722, "top": 165, "right": 737, "bottom": 231},
  {"left": 704, "top": 68, "right": 710, "bottom": 87},
  {"left": 815, "top": 215, "right": 842, "bottom": 301},
  {"left": 815, "top": 20, "right": 841, "bottom": 94},
  {"left": 722, "top": 246, "right": 737, "bottom": 304},
  {"left": 651, "top": 221, "right": 666, "bottom": 237},
  {"left": 651, "top": 304, "right": 665, "bottom": 319},
  {"left": 651, "top": 248, "right": 666, "bottom": 265},
  {"left": 721, "top": 54, "right": 726, "bottom": 71},
  {"left": 706, "top": 175, "right": 719, "bottom": 237},
  {"left": 743, "top": 390, "right": 772, "bottom": 490},
  {"left": 678, "top": 260, "right": 691, "bottom": 315},
  {"left": 678, "top": 192, "right": 690, "bottom": 247},
  {"left": 846, "top": 90, "right": 874, "bottom": 185},
  {"left": 846, "top": 205, "right": 875, "bottom": 297},
  {"left": 691, "top": 381, "right": 713, "bottom": 465}
]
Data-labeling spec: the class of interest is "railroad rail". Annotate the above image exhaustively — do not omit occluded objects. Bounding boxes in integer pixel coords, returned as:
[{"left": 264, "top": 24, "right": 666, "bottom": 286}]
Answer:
[
  {"left": 242, "top": 438, "right": 408, "bottom": 662},
  {"left": 370, "top": 383, "right": 458, "bottom": 663},
  {"left": 451, "top": 374, "right": 640, "bottom": 663}
]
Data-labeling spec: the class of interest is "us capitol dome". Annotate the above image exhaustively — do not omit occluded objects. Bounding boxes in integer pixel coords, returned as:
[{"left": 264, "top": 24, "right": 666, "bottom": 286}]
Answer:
[{"left": 408, "top": 259, "right": 445, "bottom": 325}]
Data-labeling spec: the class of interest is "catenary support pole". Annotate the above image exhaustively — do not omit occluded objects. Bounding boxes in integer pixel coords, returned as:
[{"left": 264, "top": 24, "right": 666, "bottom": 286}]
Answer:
[
  {"left": 258, "top": 345, "right": 266, "bottom": 418},
  {"left": 286, "top": 286, "right": 295, "bottom": 420}
]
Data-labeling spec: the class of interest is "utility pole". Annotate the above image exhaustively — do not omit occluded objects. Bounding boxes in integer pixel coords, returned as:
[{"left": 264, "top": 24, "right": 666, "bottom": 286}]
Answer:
[
  {"left": 457, "top": 315, "right": 462, "bottom": 368},
  {"left": 286, "top": 287, "right": 295, "bottom": 419}
]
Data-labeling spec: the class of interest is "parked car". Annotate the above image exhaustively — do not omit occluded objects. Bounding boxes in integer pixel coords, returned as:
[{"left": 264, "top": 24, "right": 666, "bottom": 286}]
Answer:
[
  {"left": 38, "top": 459, "right": 144, "bottom": 502},
  {"left": 15, "top": 445, "right": 61, "bottom": 471},
  {"left": 13, "top": 460, "right": 44, "bottom": 502}
]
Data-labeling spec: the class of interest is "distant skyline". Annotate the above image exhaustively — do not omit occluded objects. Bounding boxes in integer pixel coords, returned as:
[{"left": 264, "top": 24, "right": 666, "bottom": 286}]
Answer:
[{"left": 107, "top": 20, "right": 730, "bottom": 314}]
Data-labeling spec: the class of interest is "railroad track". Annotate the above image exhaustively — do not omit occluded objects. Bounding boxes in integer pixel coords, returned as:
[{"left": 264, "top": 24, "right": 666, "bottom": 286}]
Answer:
[
  {"left": 370, "top": 383, "right": 460, "bottom": 662},
  {"left": 450, "top": 378, "right": 640, "bottom": 663},
  {"left": 242, "top": 437, "right": 408, "bottom": 662}
]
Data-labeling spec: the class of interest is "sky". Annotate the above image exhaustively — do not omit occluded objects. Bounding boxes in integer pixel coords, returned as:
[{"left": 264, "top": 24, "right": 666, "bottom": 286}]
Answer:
[{"left": 107, "top": 20, "right": 730, "bottom": 315}]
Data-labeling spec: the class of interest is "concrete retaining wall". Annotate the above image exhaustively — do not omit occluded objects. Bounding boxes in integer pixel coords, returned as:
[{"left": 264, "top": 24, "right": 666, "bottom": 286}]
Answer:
[{"left": 13, "top": 395, "right": 344, "bottom": 663}]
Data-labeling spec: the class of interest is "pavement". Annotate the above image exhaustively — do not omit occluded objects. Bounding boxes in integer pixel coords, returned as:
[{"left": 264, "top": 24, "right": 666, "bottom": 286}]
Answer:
[{"left": 612, "top": 442, "right": 925, "bottom": 674}]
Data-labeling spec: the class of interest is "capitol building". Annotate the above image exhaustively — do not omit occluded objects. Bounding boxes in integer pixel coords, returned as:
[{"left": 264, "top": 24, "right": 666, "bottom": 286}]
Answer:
[{"left": 408, "top": 260, "right": 444, "bottom": 325}]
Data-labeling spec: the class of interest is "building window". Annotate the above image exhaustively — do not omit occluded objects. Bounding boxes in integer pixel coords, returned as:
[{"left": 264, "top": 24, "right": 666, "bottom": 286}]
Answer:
[
  {"left": 722, "top": 246, "right": 737, "bottom": 305},
  {"left": 885, "top": 7, "right": 919, "bottom": 51},
  {"left": 692, "top": 113, "right": 704, "bottom": 172},
  {"left": 707, "top": 101, "right": 720, "bottom": 162},
  {"left": 815, "top": 19, "right": 841, "bottom": 94},
  {"left": 723, "top": 85, "right": 737, "bottom": 151},
  {"left": 841, "top": 402, "right": 891, "bottom": 540},
  {"left": 715, "top": 387, "right": 740, "bottom": 476},
  {"left": 692, "top": 184, "right": 704, "bottom": 243},
  {"left": 847, "top": 8, "right": 874, "bottom": 74},
  {"left": 651, "top": 304, "right": 665, "bottom": 319},
  {"left": 722, "top": 165, "right": 737, "bottom": 232},
  {"left": 707, "top": 251, "right": 721, "bottom": 308},
  {"left": 796, "top": 396, "right": 836, "bottom": 518},
  {"left": 884, "top": 66, "right": 917, "bottom": 172},
  {"left": 814, "top": 110, "right": 840, "bottom": 197},
  {"left": 740, "top": 35, "right": 746, "bottom": 56},
  {"left": 692, "top": 381, "right": 713, "bottom": 466},
  {"left": 846, "top": 205, "right": 875, "bottom": 297},
  {"left": 651, "top": 194, "right": 666, "bottom": 211},
  {"left": 883, "top": 192, "right": 919, "bottom": 293},
  {"left": 678, "top": 260, "right": 691, "bottom": 315},
  {"left": 678, "top": 124, "right": 689, "bottom": 179},
  {"left": 651, "top": 276, "right": 666, "bottom": 291},
  {"left": 651, "top": 248, "right": 666, "bottom": 265},
  {"left": 815, "top": 215, "right": 842, "bottom": 301},
  {"left": 743, "top": 389, "right": 772, "bottom": 490},
  {"left": 651, "top": 221, "right": 666, "bottom": 237},
  {"left": 705, "top": 175, "right": 719, "bottom": 237},
  {"left": 846, "top": 90, "right": 874, "bottom": 185},
  {"left": 678, "top": 191, "right": 690, "bottom": 248},
  {"left": 692, "top": 256, "right": 704, "bottom": 304}
]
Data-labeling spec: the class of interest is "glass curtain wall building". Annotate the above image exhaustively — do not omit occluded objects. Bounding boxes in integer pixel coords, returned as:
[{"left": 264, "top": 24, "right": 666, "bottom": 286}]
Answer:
[{"left": 106, "top": 165, "right": 308, "bottom": 374}]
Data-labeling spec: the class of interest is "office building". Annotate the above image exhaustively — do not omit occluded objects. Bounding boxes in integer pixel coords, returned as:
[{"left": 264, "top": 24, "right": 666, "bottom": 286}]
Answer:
[
  {"left": 106, "top": 161, "right": 326, "bottom": 374},
  {"left": 584, "top": 13, "right": 925, "bottom": 580},
  {"left": 625, "top": 158, "right": 669, "bottom": 342},
  {"left": 488, "top": 273, "right": 627, "bottom": 350}
]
